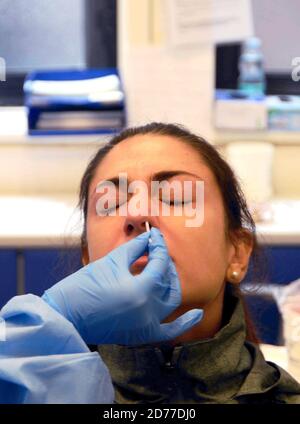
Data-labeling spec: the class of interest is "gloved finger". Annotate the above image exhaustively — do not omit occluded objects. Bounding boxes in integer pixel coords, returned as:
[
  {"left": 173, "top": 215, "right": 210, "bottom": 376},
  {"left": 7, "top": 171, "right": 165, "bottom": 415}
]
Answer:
[
  {"left": 149, "top": 258, "right": 181, "bottom": 308},
  {"left": 165, "top": 258, "right": 181, "bottom": 296},
  {"left": 108, "top": 231, "right": 150, "bottom": 268},
  {"left": 156, "top": 259, "right": 182, "bottom": 316},
  {"left": 141, "top": 227, "right": 170, "bottom": 282},
  {"left": 153, "top": 309, "right": 204, "bottom": 342}
]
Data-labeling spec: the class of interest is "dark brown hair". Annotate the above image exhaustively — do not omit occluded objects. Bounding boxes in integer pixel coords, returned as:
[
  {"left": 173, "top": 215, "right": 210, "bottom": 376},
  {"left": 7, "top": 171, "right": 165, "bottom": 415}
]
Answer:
[{"left": 78, "top": 122, "right": 260, "bottom": 343}]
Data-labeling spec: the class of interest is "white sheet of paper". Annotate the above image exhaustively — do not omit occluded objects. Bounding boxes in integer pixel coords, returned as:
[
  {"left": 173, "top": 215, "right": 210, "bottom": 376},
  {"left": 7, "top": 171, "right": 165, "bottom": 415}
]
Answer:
[{"left": 165, "top": 0, "right": 253, "bottom": 47}]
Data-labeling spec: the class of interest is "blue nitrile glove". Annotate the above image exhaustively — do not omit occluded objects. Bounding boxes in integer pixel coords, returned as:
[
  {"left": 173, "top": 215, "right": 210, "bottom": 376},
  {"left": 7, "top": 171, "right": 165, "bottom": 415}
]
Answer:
[{"left": 42, "top": 227, "right": 203, "bottom": 345}]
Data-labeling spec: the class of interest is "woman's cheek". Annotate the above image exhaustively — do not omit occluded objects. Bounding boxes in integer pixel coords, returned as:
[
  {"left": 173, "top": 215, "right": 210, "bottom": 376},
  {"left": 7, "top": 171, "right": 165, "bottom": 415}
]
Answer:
[
  {"left": 173, "top": 242, "right": 226, "bottom": 306},
  {"left": 86, "top": 220, "right": 111, "bottom": 261}
]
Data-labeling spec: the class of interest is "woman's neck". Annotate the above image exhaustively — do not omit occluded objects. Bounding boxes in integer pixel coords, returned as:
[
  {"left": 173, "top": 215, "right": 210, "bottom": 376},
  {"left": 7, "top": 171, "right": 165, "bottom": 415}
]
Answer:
[{"left": 163, "top": 287, "right": 226, "bottom": 346}]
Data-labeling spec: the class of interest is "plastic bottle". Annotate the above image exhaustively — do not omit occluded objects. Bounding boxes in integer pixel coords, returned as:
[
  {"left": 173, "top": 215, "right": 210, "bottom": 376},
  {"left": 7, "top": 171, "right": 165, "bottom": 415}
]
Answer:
[{"left": 238, "top": 37, "right": 266, "bottom": 95}]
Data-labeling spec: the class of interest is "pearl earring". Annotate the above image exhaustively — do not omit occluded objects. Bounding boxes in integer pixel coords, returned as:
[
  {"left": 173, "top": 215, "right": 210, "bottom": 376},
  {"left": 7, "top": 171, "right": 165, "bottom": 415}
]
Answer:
[{"left": 232, "top": 271, "right": 239, "bottom": 279}]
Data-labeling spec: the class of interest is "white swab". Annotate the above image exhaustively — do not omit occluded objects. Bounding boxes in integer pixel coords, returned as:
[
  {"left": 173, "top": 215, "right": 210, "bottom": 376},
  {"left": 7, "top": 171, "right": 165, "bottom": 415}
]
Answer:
[{"left": 145, "top": 221, "right": 152, "bottom": 243}]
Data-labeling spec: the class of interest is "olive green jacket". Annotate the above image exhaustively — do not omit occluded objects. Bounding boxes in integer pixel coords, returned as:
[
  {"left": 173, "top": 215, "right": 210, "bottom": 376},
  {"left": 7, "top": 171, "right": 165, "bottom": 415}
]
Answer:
[{"left": 98, "top": 288, "right": 300, "bottom": 404}]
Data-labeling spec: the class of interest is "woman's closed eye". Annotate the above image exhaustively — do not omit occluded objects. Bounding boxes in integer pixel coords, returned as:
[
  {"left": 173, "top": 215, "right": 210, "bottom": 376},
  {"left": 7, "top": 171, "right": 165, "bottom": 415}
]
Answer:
[
  {"left": 95, "top": 192, "right": 127, "bottom": 216},
  {"left": 95, "top": 193, "right": 194, "bottom": 216},
  {"left": 161, "top": 197, "right": 193, "bottom": 206}
]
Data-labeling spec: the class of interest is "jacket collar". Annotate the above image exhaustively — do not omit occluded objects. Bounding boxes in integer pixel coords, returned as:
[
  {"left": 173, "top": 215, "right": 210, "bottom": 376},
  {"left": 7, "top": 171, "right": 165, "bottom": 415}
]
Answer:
[{"left": 98, "top": 286, "right": 300, "bottom": 403}]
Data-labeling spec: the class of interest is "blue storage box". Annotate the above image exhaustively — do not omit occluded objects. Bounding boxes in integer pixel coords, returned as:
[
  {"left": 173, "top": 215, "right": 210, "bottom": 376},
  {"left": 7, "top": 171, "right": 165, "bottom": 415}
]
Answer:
[{"left": 24, "top": 68, "right": 126, "bottom": 135}]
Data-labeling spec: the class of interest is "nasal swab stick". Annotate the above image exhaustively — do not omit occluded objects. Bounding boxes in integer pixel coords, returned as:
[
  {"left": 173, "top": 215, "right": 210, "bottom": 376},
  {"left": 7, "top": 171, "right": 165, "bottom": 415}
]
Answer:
[{"left": 145, "top": 221, "right": 152, "bottom": 243}]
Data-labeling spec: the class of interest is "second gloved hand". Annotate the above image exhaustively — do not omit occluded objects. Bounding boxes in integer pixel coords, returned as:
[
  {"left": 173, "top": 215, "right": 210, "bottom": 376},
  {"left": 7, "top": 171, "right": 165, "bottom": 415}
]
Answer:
[{"left": 42, "top": 227, "right": 203, "bottom": 345}]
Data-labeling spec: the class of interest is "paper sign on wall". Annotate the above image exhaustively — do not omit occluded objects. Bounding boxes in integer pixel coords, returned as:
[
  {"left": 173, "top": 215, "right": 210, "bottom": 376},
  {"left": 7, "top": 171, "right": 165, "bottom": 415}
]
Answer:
[{"left": 165, "top": 0, "right": 253, "bottom": 47}]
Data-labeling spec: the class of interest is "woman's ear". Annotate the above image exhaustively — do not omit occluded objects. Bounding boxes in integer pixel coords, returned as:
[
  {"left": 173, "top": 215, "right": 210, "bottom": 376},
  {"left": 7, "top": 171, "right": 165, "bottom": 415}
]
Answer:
[
  {"left": 81, "top": 246, "right": 90, "bottom": 266},
  {"left": 226, "top": 229, "right": 253, "bottom": 284}
]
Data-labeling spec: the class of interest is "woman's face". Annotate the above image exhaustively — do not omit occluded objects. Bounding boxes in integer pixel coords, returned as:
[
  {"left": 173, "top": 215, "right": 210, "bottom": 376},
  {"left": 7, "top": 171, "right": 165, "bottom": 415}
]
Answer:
[{"left": 84, "top": 134, "right": 239, "bottom": 314}]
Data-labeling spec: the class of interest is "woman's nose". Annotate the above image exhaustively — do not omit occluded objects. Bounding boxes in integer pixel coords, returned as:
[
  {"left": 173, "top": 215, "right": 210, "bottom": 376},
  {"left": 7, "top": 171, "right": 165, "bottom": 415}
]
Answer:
[{"left": 124, "top": 217, "right": 153, "bottom": 238}]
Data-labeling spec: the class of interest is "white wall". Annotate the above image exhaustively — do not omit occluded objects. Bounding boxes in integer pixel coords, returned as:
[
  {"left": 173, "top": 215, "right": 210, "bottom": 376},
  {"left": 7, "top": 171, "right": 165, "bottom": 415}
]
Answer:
[
  {"left": 118, "top": 0, "right": 300, "bottom": 200},
  {"left": 0, "top": 1, "right": 299, "bottom": 199},
  {"left": 118, "top": 0, "right": 215, "bottom": 140}
]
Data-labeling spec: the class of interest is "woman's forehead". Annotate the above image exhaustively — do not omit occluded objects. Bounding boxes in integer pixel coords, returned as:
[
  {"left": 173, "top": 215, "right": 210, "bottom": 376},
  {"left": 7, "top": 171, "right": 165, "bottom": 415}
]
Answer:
[
  {"left": 87, "top": 134, "right": 222, "bottom": 204},
  {"left": 93, "top": 134, "right": 211, "bottom": 180}
]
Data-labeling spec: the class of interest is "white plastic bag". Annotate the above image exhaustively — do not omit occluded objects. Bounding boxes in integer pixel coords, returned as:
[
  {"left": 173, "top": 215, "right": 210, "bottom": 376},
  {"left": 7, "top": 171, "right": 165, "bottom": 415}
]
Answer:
[{"left": 275, "top": 279, "right": 300, "bottom": 382}]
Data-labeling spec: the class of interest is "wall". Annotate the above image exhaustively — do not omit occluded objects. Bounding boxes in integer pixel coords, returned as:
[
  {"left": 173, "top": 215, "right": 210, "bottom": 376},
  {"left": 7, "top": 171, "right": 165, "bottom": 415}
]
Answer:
[
  {"left": 118, "top": 0, "right": 300, "bottom": 200},
  {"left": 0, "top": 1, "right": 299, "bottom": 199},
  {"left": 0, "top": 135, "right": 104, "bottom": 196},
  {"left": 273, "top": 146, "right": 300, "bottom": 198},
  {"left": 118, "top": 0, "right": 215, "bottom": 140}
]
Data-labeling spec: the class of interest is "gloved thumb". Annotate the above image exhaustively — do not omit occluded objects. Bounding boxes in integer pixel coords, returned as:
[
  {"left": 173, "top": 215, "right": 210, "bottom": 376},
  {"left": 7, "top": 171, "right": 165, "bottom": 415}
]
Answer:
[
  {"left": 141, "top": 227, "right": 170, "bottom": 282},
  {"left": 154, "top": 309, "right": 204, "bottom": 342}
]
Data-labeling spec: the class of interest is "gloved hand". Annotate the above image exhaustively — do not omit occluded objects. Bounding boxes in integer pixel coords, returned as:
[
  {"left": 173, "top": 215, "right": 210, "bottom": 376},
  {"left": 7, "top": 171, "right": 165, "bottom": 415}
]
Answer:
[{"left": 42, "top": 227, "right": 203, "bottom": 345}]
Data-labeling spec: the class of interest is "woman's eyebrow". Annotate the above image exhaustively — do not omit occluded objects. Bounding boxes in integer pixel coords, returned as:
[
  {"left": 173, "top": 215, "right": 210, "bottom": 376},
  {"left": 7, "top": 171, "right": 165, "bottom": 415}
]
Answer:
[
  {"left": 97, "top": 170, "right": 202, "bottom": 186},
  {"left": 151, "top": 170, "right": 202, "bottom": 181}
]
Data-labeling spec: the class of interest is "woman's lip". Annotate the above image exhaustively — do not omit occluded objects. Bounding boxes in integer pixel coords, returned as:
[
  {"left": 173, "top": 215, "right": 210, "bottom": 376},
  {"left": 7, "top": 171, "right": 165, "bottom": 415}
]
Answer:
[
  {"left": 130, "top": 254, "right": 174, "bottom": 274},
  {"left": 132, "top": 254, "right": 148, "bottom": 266}
]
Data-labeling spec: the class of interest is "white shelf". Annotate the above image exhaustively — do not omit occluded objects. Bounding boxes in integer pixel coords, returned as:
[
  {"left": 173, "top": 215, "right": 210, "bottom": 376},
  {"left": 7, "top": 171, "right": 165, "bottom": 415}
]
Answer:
[
  {"left": 0, "top": 107, "right": 112, "bottom": 146},
  {"left": 0, "top": 195, "right": 82, "bottom": 247},
  {"left": 0, "top": 196, "right": 299, "bottom": 247},
  {"left": 3, "top": 107, "right": 300, "bottom": 146},
  {"left": 213, "top": 129, "right": 300, "bottom": 145}
]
